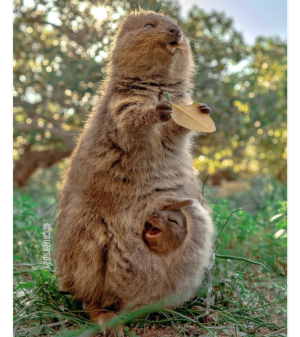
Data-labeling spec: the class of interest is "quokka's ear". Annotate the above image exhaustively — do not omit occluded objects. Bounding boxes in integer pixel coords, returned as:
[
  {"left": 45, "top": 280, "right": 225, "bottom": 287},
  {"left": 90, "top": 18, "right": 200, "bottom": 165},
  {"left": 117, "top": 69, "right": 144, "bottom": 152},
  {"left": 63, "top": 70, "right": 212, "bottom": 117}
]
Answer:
[{"left": 162, "top": 199, "right": 194, "bottom": 211}]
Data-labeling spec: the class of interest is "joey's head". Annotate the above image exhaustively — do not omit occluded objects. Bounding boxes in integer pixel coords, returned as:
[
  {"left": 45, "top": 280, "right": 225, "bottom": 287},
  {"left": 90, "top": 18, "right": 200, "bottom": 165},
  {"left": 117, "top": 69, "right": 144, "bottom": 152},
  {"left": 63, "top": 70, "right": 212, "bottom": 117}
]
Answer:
[
  {"left": 143, "top": 199, "right": 194, "bottom": 255},
  {"left": 110, "top": 10, "right": 194, "bottom": 80}
]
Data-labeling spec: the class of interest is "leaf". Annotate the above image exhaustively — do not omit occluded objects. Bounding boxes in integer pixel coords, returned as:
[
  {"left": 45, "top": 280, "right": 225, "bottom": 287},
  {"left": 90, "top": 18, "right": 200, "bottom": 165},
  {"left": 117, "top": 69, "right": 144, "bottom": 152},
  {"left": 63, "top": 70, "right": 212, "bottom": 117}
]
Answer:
[
  {"left": 171, "top": 102, "right": 216, "bottom": 133},
  {"left": 274, "top": 229, "right": 285, "bottom": 239},
  {"left": 166, "top": 91, "right": 171, "bottom": 102},
  {"left": 277, "top": 220, "right": 287, "bottom": 229},
  {"left": 221, "top": 232, "right": 230, "bottom": 243},
  {"left": 270, "top": 213, "right": 282, "bottom": 222},
  {"left": 16, "top": 281, "right": 34, "bottom": 290},
  {"left": 21, "top": 194, "right": 31, "bottom": 202},
  {"left": 13, "top": 254, "right": 24, "bottom": 262},
  {"left": 29, "top": 270, "right": 40, "bottom": 282}
]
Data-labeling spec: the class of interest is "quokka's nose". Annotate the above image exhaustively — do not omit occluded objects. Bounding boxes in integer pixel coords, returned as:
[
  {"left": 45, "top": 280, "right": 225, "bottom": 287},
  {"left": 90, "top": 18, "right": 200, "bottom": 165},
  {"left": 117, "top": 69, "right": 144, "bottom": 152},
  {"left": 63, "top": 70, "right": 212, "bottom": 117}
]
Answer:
[{"left": 169, "top": 25, "right": 182, "bottom": 42}]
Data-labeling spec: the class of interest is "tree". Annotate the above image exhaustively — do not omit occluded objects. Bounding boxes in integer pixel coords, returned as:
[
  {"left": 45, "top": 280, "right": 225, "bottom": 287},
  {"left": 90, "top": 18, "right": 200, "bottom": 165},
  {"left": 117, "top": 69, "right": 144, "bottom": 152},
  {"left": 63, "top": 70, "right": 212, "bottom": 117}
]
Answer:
[
  {"left": 13, "top": 0, "right": 287, "bottom": 186},
  {"left": 192, "top": 35, "right": 287, "bottom": 182},
  {"left": 13, "top": 0, "right": 180, "bottom": 186}
]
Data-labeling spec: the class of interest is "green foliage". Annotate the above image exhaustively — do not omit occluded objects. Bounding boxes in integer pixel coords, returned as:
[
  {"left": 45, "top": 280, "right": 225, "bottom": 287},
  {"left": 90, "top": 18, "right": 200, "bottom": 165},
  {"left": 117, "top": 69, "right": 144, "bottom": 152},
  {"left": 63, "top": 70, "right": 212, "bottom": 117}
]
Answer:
[
  {"left": 14, "top": 194, "right": 39, "bottom": 263},
  {"left": 13, "top": 183, "right": 287, "bottom": 336},
  {"left": 212, "top": 200, "right": 287, "bottom": 276},
  {"left": 13, "top": 0, "right": 286, "bottom": 183},
  {"left": 14, "top": 188, "right": 57, "bottom": 264},
  {"left": 207, "top": 175, "right": 287, "bottom": 276}
]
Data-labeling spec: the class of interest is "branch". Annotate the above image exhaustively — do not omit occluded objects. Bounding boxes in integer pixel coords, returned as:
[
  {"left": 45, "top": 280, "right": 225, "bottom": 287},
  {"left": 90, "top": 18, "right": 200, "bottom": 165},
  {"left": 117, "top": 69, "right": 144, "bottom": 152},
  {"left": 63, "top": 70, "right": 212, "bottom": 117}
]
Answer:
[
  {"left": 13, "top": 114, "right": 79, "bottom": 149},
  {"left": 13, "top": 96, "right": 87, "bottom": 118},
  {"left": 13, "top": 144, "right": 72, "bottom": 187},
  {"left": 25, "top": 17, "right": 61, "bottom": 30}
]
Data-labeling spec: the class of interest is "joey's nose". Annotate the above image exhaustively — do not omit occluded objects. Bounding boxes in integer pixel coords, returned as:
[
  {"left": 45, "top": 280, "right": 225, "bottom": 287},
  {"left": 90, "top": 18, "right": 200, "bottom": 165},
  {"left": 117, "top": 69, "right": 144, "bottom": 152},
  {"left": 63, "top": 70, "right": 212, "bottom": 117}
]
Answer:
[
  {"left": 148, "top": 213, "right": 159, "bottom": 223},
  {"left": 169, "top": 25, "right": 182, "bottom": 42}
]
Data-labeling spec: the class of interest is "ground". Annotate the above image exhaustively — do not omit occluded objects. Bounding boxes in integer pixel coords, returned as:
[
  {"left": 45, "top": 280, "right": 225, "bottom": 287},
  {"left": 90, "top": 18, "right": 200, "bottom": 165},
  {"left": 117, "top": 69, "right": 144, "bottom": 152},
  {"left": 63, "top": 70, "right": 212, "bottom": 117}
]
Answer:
[{"left": 13, "top": 172, "right": 287, "bottom": 337}]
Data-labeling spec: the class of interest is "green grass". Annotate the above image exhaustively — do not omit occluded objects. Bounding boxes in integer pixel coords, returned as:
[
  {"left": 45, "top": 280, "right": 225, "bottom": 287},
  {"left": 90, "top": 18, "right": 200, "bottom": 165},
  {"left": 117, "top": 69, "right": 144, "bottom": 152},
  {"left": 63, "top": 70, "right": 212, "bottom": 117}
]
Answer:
[{"left": 13, "top": 171, "right": 287, "bottom": 337}]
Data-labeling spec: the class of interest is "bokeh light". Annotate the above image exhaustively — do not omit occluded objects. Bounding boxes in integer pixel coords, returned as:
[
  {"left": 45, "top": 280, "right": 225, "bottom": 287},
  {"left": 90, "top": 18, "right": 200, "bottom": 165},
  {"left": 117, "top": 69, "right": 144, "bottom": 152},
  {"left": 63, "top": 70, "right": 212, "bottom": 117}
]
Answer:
[{"left": 91, "top": 6, "right": 107, "bottom": 21}]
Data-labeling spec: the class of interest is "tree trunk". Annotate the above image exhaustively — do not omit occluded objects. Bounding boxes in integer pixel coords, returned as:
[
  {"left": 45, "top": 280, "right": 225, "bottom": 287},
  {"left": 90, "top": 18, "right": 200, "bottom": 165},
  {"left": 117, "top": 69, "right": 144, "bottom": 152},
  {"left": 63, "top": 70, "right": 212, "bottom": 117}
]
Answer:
[{"left": 13, "top": 145, "right": 72, "bottom": 187}]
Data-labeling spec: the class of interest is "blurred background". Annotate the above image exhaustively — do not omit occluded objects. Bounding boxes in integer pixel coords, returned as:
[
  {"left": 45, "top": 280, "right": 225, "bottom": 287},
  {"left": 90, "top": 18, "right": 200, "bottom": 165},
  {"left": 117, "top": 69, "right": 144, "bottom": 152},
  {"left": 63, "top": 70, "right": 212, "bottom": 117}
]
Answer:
[
  {"left": 13, "top": 0, "right": 287, "bottom": 262},
  {"left": 13, "top": 0, "right": 287, "bottom": 197},
  {"left": 13, "top": 2, "right": 287, "bottom": 330}
]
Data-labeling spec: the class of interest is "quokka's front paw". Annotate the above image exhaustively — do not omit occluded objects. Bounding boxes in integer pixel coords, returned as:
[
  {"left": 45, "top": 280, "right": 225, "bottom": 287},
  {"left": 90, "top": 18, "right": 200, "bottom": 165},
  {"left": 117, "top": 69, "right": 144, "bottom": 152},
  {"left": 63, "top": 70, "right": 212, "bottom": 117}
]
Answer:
[
  {"left": 198, "top": 103, "right": 211, "bottom": 114},
  {"left": 156, "top": 101, "right": 172, "bottom": 122}
]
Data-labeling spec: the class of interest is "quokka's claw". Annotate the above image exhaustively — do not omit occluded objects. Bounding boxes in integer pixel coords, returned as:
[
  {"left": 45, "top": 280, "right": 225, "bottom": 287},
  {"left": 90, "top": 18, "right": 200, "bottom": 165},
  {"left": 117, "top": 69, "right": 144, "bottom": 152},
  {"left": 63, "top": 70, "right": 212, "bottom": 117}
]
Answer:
[{"left": 198, "top": 103, "right": 211, "bottom": 114}]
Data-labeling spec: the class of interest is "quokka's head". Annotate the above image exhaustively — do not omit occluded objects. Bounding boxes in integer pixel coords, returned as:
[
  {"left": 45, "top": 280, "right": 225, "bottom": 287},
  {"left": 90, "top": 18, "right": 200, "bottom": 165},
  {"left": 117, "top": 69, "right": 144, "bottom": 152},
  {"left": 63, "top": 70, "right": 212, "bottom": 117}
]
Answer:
[
  {"left": 143, "top": 199, "right": 194, "bottom": 255},
  {"left": 110, "top": 10, "right": 194, "bottom": 79}
]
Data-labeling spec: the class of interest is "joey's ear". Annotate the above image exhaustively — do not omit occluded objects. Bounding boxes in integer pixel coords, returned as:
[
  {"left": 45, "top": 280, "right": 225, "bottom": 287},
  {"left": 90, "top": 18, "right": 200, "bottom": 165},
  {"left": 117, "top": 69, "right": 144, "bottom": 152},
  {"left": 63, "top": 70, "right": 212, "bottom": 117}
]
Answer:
[{"left": 162, "top": 199, "right": 194, "bottom": 211}]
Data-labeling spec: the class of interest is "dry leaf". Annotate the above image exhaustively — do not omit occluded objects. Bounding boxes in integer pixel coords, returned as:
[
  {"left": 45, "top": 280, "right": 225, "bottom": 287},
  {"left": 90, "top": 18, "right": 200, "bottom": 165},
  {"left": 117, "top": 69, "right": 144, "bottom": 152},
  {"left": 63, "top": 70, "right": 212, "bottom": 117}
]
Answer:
[
  {"left": 171, "top": 102, "right": 216, "bottom": 133},
  {"left": 191, "top": 306, "right": 203, "bottom": 311}
]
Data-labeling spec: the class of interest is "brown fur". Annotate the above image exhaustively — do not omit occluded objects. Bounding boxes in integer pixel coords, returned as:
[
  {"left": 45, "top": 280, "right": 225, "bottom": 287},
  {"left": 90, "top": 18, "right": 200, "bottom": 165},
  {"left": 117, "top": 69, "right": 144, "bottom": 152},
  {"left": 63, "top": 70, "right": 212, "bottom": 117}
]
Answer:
[
  {"left": 55, "top": 10, "right": 214, "bottom": 330},
  {"left": 144, "top": 199, "right": 193, "bottom": 255}
]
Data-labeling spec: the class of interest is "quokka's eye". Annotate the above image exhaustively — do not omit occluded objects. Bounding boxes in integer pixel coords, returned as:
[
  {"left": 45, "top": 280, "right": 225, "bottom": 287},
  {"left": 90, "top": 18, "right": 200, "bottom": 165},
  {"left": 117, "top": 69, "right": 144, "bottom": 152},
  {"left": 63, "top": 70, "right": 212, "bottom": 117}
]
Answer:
[
  {"left": 145, "top": 23, "right": 154, "bottom": 28},
  {"left": 168, "top": 219, "right": 178, "bottom": 225}
]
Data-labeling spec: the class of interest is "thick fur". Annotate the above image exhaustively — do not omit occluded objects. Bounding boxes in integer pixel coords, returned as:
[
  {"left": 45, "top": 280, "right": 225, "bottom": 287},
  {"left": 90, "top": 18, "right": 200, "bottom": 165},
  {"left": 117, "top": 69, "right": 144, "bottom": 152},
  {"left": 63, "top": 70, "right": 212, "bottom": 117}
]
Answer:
[
  {"left": 144, "top": 199, "right": 193, "bottom": 255},
  {"left": 55, "top": 10, "right": 214, "bottom": 323}
]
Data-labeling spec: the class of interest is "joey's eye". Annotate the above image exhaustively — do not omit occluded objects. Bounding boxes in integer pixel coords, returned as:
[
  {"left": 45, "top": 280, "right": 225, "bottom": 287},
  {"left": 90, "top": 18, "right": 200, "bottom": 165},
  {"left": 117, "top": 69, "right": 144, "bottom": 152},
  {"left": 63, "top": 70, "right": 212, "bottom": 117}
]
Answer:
[
  {"left": 168, "top": 219, "right": 178, "bottom": 225},
  {"left": 145, "top": 23, "right": 154, "bottom": 28}
]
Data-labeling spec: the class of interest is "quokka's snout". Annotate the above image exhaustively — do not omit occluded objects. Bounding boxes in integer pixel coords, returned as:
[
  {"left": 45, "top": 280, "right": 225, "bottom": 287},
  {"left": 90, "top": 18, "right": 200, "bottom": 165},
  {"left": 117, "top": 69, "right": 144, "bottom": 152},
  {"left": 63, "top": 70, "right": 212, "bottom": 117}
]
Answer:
[{"left": 168, "top": 24, "right": 182, "bottom": 44}]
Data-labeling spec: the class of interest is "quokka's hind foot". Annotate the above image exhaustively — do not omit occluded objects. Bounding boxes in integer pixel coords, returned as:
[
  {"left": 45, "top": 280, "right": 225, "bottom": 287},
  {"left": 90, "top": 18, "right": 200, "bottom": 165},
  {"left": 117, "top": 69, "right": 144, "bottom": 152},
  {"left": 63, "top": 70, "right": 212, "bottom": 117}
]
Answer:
[{"left": 84, "top": 303, "right": 124, "bottom": 337}]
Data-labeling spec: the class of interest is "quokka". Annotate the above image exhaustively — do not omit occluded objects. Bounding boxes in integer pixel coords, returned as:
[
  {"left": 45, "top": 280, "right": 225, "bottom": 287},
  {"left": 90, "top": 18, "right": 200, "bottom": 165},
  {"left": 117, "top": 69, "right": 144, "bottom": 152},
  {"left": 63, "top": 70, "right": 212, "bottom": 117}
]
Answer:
[{"left": 55, "top": 10, "right": 214, "bottom": 335}]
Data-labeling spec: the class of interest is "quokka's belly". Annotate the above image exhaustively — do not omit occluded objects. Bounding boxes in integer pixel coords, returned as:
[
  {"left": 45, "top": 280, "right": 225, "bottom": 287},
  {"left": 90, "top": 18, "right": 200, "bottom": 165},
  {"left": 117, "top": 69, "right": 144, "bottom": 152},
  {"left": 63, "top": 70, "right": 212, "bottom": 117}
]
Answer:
[
  {"left": 104, "top": 213, "right": 209, "bottom": 306},
  {"left": 104, "top": 239, "right": 206, "bottom": 306},
  {"left": 100, "top": 151, "right": 209, "bottom": 304}
]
